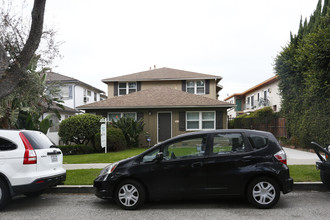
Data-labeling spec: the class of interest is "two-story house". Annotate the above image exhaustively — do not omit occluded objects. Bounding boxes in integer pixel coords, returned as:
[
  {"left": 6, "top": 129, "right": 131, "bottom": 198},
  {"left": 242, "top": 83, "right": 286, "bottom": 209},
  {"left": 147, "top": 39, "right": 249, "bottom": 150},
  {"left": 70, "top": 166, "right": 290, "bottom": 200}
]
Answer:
[
  {"left": 224, "top": 75, "right": 281, "bottom": 119},
  {"left": 78, "top": 67, "right": 234, "bottom": 146},
  {"left": 45, "top": 72, "right": 106, "bottom": 144}
]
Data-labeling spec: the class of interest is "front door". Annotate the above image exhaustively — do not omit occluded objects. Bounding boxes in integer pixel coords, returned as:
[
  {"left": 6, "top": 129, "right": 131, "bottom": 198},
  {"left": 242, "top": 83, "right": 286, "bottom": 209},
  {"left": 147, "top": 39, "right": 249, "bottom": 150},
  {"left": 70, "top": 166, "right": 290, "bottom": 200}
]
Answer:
[{"left": 158, "top": 112, "right": 171, "bottom": 142}]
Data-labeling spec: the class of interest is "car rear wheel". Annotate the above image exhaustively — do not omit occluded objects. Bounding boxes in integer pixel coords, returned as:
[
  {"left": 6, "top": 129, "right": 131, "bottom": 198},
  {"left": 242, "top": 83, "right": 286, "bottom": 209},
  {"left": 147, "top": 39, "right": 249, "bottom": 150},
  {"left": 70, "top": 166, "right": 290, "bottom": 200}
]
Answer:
[
  {"left": 247, "top": 177, "right": 280, "bottom": 209},
  {"left": 0, "top": 179, "right": 10, "bottom": 210},
  {"left": 320, "top": 170, "right": 330, "bottom": 189},
  {"left": 115, "top": 179, "right": 145, "bottom": 210}
]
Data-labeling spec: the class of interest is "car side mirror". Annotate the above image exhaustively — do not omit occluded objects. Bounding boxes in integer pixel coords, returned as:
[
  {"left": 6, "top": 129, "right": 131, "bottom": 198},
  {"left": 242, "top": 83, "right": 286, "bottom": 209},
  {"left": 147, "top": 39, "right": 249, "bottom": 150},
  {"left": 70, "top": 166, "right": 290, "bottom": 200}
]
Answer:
[{"left": 156, "top": 152, "right": 164, "bottom": 161}]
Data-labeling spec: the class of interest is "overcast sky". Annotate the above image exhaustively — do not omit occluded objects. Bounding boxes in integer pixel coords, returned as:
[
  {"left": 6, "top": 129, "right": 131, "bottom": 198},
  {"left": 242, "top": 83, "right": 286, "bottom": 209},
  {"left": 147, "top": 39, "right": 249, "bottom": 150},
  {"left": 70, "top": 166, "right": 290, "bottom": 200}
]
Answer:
[{"left": 12, "top": 0, "right": 320, "bottom": 100}]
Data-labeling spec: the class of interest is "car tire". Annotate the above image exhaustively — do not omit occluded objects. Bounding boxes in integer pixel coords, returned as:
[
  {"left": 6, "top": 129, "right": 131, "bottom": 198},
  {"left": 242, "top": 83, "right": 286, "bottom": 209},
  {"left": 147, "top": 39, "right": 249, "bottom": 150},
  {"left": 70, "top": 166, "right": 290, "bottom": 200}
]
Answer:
[
  {"left": 247, "top": 177, "right": 280, "bottom": 209},
  {"left": 0, "top": 179, "right": 10, "bottom": 210},
  {"left": 114, "top": 179, "right": 145, "bottom": 210},
  {"left": 320, "top": 170, "right": 330, "bottom": 189}
]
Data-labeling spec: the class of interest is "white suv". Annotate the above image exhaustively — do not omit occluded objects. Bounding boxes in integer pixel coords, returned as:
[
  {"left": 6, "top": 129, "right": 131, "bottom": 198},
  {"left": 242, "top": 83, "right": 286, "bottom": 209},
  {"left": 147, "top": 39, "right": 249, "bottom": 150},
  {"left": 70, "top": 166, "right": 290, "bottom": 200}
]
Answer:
[{"left": 0, "top": 130, "right": 66, "bottom": 209}]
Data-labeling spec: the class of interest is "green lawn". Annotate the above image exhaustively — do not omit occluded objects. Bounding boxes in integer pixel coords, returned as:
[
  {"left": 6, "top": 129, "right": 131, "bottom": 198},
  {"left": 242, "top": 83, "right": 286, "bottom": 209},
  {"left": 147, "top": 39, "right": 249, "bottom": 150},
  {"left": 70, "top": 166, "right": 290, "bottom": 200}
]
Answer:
[
  {"left": 65, "top": 169, "right": 102, "bottom": 185},
  {"left": 288, "top": 165, "right": 321, "bottom": 182},
  {"left": 63, "top": 148, "right": 147, "bottom": 164}
]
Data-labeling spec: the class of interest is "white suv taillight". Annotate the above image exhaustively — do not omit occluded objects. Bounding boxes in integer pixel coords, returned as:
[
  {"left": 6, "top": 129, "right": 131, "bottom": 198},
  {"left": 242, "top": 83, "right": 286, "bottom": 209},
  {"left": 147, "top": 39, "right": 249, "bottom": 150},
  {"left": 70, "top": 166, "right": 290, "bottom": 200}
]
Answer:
[
  {"left": 274, "top": 150, "right": 287, "bottom": 165},
  {"left": 19, "top": 132, "right": 37, "bottom": 165}
]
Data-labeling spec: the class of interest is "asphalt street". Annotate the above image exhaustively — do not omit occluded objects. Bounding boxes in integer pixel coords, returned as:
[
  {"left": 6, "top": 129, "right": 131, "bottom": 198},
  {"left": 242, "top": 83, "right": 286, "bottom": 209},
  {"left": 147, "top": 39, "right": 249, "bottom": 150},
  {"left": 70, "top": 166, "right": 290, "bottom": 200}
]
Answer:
[{"left": 1, "top": 191, "right": 329, "bottom": 220}]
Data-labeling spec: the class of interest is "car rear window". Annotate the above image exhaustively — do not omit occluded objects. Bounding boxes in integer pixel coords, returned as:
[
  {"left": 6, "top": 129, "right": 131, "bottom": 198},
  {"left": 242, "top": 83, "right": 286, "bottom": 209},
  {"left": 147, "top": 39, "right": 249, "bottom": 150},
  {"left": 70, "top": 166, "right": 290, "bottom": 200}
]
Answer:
[
  {"left": 250, "top": 135, "right": 268, "bottom": 149},
  {"left": 21, "top": 131, "right": 55, "bottom": 149}
]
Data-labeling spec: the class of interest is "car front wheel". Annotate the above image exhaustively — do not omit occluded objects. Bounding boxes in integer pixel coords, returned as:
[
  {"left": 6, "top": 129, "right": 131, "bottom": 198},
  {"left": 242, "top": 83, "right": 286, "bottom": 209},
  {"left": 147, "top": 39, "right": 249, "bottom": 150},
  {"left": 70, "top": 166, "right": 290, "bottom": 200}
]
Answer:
[
  {"left": 115, "top": 179, "right": 145, "bottom": 210},
  {"left": 247, "top": 177, "right": 280, "bottom": 209}
]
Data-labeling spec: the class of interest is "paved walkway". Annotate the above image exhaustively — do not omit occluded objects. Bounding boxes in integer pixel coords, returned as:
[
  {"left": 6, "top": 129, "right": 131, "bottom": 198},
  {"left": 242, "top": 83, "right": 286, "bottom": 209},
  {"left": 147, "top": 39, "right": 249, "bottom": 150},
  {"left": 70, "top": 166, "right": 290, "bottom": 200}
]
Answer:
[
  {"left": 283, "top": 147, "right": 320, "bottom": 165},
  {"left": 63, "top": 147, "right": 320, "bottom": 170}
]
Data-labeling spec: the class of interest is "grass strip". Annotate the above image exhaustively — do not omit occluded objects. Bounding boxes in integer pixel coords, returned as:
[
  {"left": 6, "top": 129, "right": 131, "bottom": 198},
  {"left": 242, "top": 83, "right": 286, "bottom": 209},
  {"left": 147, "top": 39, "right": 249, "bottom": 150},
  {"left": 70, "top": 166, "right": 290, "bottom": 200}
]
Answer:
[
  {"left": 63, "top": 148, "right": 147, "bottom": 164},
  {"left": 64, "top": 169, "right": 102, "bottom": 185},
  {"left": 288, "top": 165, "right": 321, "bottom": 182}
]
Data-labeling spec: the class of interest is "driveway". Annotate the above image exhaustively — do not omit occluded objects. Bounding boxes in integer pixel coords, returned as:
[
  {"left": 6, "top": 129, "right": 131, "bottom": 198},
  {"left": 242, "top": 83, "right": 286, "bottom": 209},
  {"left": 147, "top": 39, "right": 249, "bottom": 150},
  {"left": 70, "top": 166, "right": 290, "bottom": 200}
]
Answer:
[{"left": 283, "top": 147, "right": 320, "bottom": 165}]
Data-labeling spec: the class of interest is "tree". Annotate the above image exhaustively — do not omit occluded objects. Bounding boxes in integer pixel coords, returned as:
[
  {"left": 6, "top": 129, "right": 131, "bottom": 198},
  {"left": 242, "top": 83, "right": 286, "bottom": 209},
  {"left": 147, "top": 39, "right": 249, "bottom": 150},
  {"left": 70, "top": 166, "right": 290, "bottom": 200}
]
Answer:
[
  {"left": 274, "top": 0, "right": 330, "bottom": 148},
  {"left": 0, "top": 0, "right": 63, "bottom": 130},
  {"left": 0, "top": 0, "right": 46, "bottom": 99}
]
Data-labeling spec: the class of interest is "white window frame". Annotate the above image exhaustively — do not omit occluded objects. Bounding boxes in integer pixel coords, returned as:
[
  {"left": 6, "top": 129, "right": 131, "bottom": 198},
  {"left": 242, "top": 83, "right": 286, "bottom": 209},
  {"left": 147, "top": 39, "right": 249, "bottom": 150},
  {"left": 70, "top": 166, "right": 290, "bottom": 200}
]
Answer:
[
  {"left": 186, "top": 80, "right": 205, "bottom": 95},
  {"left": 186, "top": 111, "right": 215, "bottom": 131},
  {"left": 118, "top": 82, "right": 137, "bottom": 96},
  {"left": 108, "top": 112, "right": 137, "bottom": 122}
]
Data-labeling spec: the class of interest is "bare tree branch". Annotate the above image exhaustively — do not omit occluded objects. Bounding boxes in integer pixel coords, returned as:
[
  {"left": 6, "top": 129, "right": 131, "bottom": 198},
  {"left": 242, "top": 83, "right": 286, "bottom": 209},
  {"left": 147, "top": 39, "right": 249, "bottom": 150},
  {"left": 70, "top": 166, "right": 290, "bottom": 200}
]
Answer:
[{"left": 0, "top": 0, "right": 46, "bottom": 99}]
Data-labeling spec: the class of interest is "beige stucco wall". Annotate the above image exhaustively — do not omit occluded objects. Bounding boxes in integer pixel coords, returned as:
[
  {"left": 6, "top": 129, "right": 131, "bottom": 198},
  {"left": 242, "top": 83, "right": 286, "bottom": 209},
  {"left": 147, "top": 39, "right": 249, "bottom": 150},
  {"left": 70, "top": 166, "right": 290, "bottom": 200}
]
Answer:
[
  {"left": 105, "top": 80, "right": 218, "bottom": 100},
  {"left": 89, "top": 108, "right": 228, "bottom": 147}
]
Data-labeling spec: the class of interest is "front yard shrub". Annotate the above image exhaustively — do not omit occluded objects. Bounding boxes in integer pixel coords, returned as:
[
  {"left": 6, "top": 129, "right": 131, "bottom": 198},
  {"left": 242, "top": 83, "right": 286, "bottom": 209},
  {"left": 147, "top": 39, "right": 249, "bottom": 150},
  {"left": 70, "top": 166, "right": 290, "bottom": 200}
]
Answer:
[
  {"left": 58, "top": 113, "right": 102, "bottom": 150},
  {"left": 57, "top": 145, "right": 95, "bottom": 155},
  {"left": 95, "top": 126, "right": 127, "bottom": 152},
  {"left": 111, "top": 117, "right": 144, "bottom": 148}
]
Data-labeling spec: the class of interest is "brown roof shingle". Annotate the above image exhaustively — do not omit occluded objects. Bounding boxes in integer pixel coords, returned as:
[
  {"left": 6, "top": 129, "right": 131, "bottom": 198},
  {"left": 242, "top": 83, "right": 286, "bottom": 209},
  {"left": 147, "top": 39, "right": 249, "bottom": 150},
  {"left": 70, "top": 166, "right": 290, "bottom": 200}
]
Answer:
[
  {"left": 77, "top": 87, "right": 234, "bottom": 110},
  {"left": 46, "top": 72, "right": 105, "bottom": 94},
  {"left": 102, "top": 67, "right": 222, "bottom": 82}
]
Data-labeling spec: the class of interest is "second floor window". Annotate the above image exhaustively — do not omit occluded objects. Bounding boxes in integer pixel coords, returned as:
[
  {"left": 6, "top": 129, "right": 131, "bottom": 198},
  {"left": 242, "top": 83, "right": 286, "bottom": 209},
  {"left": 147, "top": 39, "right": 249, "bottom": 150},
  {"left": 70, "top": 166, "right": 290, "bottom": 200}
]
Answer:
[
  {"left": 61, "top": 85, "right": 72, "bottom": 99},
  {"left": 119, "top": 82, "right": 137, "bottom": 96},
  {"left": 186, "top": 80, "right": 205, "bottom": 94}
]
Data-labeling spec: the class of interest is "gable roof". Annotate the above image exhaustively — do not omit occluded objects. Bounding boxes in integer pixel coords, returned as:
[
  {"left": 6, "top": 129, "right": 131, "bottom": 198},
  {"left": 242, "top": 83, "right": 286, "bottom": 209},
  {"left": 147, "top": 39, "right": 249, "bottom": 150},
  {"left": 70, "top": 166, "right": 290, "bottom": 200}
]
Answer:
[
  {"left": 102, "top": 67, "right": 222, "bottom": 83},
  {"left": 46, "top": 72, "right": 105, "bottom": 94},
  {"left": 77, "top": 87, "right": 234, "bottom": 110},
  {"left": 224, "top": 75, "right": 278, "bottom": 101}
]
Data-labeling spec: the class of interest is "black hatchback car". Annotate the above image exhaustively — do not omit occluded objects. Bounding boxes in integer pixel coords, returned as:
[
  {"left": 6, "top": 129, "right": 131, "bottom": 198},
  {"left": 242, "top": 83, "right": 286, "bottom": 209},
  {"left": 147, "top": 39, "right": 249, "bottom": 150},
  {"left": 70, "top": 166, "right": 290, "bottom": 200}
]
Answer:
[{"left": 94, "top": 129, "right": 293, "bottom": 210}]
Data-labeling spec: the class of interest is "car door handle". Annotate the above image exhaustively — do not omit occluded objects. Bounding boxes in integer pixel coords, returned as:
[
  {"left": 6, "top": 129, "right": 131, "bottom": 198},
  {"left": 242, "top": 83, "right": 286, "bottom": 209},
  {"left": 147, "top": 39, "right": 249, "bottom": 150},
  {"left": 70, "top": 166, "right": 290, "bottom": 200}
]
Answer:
[{"left": 191, "top": 162, "right": 203, "bottom": 168}]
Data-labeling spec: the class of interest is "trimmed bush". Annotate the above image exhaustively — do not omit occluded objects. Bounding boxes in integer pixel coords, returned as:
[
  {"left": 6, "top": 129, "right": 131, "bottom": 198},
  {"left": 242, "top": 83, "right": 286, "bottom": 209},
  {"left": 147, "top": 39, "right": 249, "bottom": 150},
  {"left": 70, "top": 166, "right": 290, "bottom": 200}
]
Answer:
[
  {"left": 58, "top": 113, "right": 102, "bottom": 150},
  {"left": 95, "top": 126, "right": 127, "bottom": 152},
  {"left": 57, "top": 145, "right": 95, "bottom": 155}
]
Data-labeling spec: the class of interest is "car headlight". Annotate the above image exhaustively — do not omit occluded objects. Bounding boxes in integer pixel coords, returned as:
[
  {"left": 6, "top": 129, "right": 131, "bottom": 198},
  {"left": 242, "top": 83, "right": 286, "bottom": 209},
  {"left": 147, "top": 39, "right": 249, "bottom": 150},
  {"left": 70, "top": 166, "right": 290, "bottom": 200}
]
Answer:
[{"left": 100, "top": 162, "right": 119, "bottom": 176}]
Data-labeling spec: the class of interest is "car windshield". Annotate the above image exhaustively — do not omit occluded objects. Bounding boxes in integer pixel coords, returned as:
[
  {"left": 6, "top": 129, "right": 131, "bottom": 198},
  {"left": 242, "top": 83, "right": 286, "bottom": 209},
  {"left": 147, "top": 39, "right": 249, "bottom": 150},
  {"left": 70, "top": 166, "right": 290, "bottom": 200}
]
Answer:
[{"left": 21, "top": 131, "right": 55, "bottom": 149}]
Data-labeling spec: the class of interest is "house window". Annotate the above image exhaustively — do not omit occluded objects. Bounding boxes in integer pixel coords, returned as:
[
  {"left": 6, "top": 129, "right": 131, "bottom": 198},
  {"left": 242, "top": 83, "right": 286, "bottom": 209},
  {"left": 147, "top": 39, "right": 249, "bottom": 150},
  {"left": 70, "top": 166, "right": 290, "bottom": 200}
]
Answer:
[
  {"left": 251, "top": 95, "right": 254, "bottom": 107},
  {"left": 94, "top": 92, "right": 97, "bottom": 101},
  {"left": 186, "top": 80, "right": 205, "bottom": 94},
  {"left": 61, "top": 85, "right": 72, "bottom": 99},
  {"left": 247, "top": 97, "right": 250, "bottom": 105},
  {"left": 119, "top": 82, "right": 137, "bottom": 96},
  {"left": 186, "top": 111, "right": 215, "bottom": 130},
  {"left": 87, "top": 90, "right": 91, "bottom": 96},
  {"left": 264, "top": 90, "right": 267, "bottom": 99},
  {"left": 108, "top": 112, "right": 137, "bottom": 122},
  {"left": 257, "top": 93, "right": 260, "bottom": 101}
]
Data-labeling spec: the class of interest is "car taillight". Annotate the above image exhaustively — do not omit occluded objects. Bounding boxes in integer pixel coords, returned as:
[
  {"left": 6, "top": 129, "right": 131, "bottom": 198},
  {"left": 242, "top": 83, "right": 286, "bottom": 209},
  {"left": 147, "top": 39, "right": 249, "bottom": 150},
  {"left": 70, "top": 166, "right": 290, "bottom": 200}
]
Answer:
[
  {"left": 274, "top": 150, "right": 287, "bottom": 165},
  {"left": 19, "top": 132, "right": 37, "bottom": 165}
]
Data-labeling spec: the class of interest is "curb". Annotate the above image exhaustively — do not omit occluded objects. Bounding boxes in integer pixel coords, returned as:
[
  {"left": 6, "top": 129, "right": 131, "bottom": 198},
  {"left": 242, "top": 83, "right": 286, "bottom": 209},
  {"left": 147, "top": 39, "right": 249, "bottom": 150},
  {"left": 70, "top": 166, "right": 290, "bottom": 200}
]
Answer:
[{"left": 46, "top": 183, "right": 329, "bottom": 194}]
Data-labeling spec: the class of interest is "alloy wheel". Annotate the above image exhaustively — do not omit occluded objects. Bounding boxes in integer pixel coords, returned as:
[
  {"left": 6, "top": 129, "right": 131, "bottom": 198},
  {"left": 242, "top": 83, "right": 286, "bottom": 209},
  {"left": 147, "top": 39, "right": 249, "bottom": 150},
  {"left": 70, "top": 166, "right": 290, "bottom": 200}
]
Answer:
[
  {"left": 118, "top": 184, "right": 139, "bottom": 207},
  {"left": 252, "top": 181, "right": 276, "bottom": 205}
]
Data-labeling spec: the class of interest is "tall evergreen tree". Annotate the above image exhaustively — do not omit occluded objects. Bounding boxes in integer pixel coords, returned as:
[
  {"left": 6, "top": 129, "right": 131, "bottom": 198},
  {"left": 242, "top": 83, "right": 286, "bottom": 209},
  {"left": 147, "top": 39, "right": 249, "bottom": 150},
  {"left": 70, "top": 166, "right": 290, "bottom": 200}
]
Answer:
[{"left": 275, "top": 0, "right": 330, "bottom": 148}]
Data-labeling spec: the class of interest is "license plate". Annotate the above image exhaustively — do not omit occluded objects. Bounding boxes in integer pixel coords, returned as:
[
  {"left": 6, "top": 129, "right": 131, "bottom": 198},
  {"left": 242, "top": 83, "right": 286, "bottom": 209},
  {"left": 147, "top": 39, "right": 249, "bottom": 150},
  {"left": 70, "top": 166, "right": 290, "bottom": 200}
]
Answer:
[{"left": 51, "top": 155, "right": 58, "bottom": 162}]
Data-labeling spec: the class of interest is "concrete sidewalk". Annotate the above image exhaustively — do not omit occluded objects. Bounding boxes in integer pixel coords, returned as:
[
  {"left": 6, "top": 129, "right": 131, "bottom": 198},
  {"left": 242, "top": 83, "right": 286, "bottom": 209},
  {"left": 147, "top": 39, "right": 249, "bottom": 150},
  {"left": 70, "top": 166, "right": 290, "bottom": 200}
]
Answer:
[{"left": 63, "top": 147, "right": 320, "bottom": 170}]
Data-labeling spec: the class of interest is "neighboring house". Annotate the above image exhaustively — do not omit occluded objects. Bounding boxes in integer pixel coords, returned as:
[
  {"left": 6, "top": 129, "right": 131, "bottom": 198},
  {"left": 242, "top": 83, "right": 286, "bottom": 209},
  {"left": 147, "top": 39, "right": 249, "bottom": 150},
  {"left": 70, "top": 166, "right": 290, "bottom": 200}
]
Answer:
[
  {"left": 44, "top": 72, "right": 106, "bottom": 144},
  {"left": 224, "top": 76, "right": 281, "bottom": 119},
  {"left": 78, "top": 67, "right": 234, "bottom": 146}
]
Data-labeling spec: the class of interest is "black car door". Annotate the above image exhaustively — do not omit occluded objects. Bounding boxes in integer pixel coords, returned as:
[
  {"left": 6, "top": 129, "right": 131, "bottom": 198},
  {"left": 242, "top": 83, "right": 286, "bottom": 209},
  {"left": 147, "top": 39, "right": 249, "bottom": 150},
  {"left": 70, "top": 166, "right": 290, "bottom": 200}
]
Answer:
[
  {"left": 148, "top": 134, "right": 210, "bottom": 199},
  {"left": 204, "top": 132, "right": 253, "bottom": 195}
]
